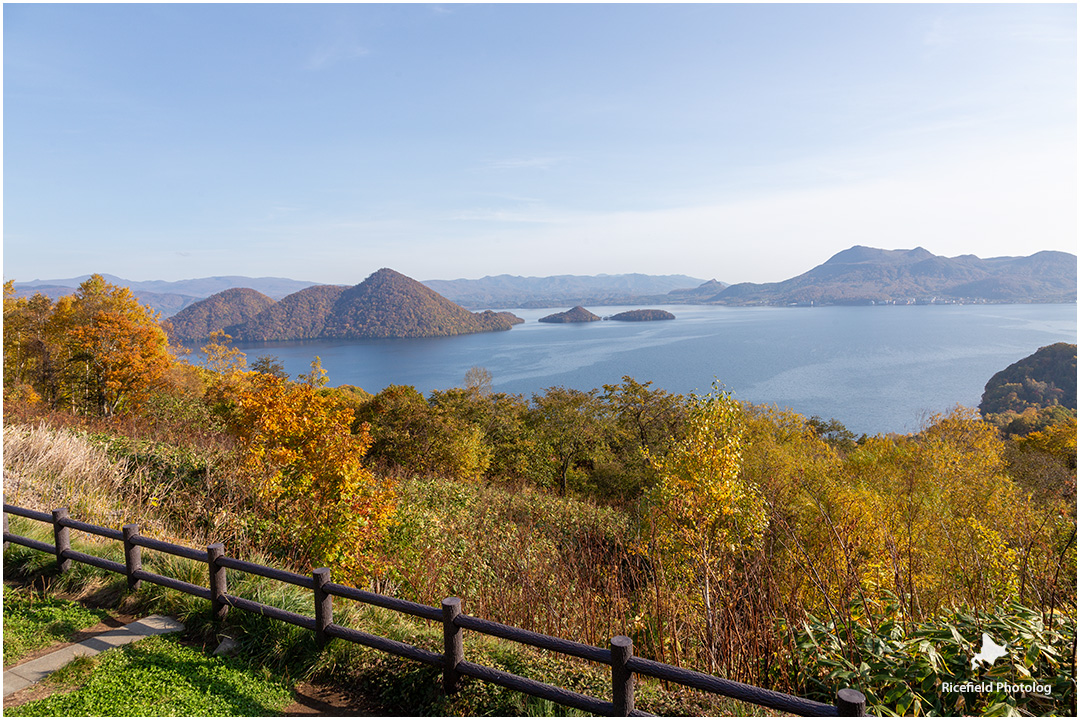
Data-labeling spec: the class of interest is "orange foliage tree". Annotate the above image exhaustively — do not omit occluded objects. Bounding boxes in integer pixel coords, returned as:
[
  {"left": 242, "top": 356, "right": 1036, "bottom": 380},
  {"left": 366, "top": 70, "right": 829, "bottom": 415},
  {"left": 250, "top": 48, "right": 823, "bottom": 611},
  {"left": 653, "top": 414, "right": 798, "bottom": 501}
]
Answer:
[
  {"left": 226, "top": 370, "right": 395, "bottom": 581},
  {"left": 4, "top": 275, "right": 173, "bottom": 414}
]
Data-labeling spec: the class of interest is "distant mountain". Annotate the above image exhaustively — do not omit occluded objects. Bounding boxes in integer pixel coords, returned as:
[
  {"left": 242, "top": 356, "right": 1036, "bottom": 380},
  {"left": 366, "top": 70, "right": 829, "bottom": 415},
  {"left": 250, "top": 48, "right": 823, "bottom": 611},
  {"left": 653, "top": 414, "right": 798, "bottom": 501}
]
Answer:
[
  {"left": 10, "top": 282, "right": 201, "bottom": 318},
  {"left": 165, "top": 288, "right": 276, "bottom": 344},
  {"left": 211, "top": 269, "right": 523, "bottom": 344},
  {"left": 698, "top": 247, "right": 1076, "bottom": 306},
  {"left": 539, "top": 306, "right": 602, "bottom": 324},
  {"left": 12, "top": 274, "right": 320, "bottom": 317},
  {"left": 422, "top": 273, "right": 708, "bottom": 309},
  {"left": 666, "top": 279, "right": 727, "bottom": 302}
]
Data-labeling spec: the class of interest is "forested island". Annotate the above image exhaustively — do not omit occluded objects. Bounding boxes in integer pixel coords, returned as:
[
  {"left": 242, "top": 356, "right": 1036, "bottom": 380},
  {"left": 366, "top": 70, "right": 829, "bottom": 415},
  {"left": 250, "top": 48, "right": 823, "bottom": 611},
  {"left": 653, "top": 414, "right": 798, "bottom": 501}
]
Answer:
[
  {"left": 607, "top": 309, "right": 675, "bottom": 321},
  {"left": 165, "top": 269, "right": 523, "bottom": 344},
  {"left": 538, "top": 306, "right": 601, "bottom": 323}
]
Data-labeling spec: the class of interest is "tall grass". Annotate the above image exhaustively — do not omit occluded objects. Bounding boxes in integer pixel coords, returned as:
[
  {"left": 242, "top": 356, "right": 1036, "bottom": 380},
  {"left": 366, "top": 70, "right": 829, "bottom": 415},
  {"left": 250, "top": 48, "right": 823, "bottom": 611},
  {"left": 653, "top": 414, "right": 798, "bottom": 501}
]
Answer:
[
  {"left": 3, "top": 515, "right": 751, "bottom": 716},
  {"left": 4, "top": 423, "right": 252, "bottom": 550}
]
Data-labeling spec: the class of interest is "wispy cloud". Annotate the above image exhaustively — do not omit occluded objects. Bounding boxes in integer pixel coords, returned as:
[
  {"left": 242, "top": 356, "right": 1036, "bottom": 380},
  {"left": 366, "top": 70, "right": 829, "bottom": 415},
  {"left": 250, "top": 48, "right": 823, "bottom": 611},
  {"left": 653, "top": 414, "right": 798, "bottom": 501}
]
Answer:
[{"left": 305, "top": 43, "right": 370, "bottom": 71}]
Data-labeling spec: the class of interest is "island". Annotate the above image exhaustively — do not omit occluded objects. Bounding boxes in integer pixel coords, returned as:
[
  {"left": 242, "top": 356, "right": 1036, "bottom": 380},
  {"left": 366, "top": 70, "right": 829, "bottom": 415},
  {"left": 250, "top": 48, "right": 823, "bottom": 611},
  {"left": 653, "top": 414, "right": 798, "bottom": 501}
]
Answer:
[
  {"left": 166, "top": 268, "right": 524, "bottom": 344},
  {"left": 538, "top": 306, "right": 601, "bottom": 323},
  {"left": 606, "top": 309, "right": 675, "bottom": 322}
]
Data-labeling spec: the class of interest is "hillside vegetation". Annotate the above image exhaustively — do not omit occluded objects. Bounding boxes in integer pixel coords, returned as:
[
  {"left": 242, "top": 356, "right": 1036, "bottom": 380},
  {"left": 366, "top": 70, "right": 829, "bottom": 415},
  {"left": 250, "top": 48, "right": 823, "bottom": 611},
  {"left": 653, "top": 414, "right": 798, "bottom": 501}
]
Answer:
[
  {"left": 980, "top": 343, "right": 1077, "bottom": 436},
  {"left": 165, "top": 287, "right": 275, "bottom": 343},
  {"left": 178, "top": 269, "right": 526, "bottom": 343},
  {"left": 538, "top": 306, "right": 601, "bottom": 323},
  {"left": 3, "top": 275, "right": 1076, "bottom": 716},
  {"left": 607, "top": 309, "right": 675, "bottom": 321}
]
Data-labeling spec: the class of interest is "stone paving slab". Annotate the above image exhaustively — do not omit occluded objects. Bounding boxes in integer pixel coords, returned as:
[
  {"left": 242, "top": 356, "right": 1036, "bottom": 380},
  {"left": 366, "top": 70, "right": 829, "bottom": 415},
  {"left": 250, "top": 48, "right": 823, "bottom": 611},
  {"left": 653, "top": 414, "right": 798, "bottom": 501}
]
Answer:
[{"left": 3, "top": 615, "right": 184, "bottom": 697}]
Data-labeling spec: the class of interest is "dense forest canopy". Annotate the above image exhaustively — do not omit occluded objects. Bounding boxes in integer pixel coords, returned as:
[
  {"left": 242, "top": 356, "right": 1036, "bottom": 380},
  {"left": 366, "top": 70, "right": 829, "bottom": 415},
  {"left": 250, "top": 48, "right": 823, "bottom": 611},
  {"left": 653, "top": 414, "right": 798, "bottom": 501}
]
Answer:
[
  {"left": 165, "top": 287, "right": 275, "bottom": 343},
  {"left": 980, "top": 342, "right": 1077, "bottom": 436}
]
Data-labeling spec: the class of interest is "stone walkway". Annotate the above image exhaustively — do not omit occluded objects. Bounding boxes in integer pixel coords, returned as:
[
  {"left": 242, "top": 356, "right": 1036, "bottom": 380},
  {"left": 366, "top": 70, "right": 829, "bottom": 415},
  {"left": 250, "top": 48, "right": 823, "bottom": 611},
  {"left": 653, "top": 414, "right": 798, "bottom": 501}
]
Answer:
[{"left": 3, "top": 615, "right": 184, "bottom": 697}]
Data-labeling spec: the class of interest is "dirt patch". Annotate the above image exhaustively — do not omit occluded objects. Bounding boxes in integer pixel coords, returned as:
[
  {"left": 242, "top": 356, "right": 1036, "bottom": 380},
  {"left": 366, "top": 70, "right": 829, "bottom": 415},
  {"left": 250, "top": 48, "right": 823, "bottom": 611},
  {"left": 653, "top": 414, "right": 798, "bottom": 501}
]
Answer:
[{"left": 283, "top": 680, "right": 383, "bottom": 716}]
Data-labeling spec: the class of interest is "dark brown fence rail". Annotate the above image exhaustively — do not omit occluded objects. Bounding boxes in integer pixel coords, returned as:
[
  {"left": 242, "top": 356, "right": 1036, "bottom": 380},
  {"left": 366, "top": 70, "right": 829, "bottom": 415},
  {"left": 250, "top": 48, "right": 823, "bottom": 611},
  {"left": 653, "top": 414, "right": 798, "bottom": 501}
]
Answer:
[{"left": 3, "top": 503, "right": 866, "bottom": 716}]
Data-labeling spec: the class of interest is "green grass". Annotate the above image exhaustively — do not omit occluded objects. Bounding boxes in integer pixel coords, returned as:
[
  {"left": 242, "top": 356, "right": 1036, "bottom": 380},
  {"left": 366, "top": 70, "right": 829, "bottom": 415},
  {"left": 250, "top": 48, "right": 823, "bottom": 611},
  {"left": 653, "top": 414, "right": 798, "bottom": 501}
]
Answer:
[
  {"left": 3, "top": 584, "right": 112, "bottom": 665},
  {"left": 5, "top": 634, "right": 293, "bottom": 717}
]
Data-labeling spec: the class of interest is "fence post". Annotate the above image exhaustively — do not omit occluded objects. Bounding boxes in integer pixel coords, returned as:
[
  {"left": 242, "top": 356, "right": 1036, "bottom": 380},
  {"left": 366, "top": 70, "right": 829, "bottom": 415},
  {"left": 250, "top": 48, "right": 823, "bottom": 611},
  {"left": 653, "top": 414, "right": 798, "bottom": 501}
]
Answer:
[
  {"left": 836, "top": 688, "right": 867, "bottom": 716},
  {"left": 207, "top": 543, "right": 228, "bottom": 621},
  {"left": 442, "top": 597, "right": 463, "bottom": 695},
  {"left": 3, "top": 512, "right": 9, "bottom": 550},
  {"left": 611, "top": 635, "right": 635, "bottom": 715},
  {"left": 313, "top": 568, "right": 332, "bottom": 648},
  {"left": 51, "top": 508, "right": 71, "bottom": 573},
  {"left": 122, "top": 524, "right": 142, "bottom": 590}
]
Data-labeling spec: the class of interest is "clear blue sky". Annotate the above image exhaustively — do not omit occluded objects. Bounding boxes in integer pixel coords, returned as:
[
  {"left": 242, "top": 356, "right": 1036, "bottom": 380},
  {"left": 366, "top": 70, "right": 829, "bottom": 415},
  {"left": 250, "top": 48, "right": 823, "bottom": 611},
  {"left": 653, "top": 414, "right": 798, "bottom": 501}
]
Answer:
[{"left": 4, "top": 3, "right": 1076, "bottom": 285}]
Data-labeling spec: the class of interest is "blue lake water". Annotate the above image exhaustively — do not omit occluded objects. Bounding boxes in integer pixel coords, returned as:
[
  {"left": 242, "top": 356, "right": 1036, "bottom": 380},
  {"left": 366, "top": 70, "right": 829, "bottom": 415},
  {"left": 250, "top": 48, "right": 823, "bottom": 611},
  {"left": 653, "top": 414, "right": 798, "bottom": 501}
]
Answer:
[{"left": 233, "top": 304, "right": 1077, "bottom": 436}]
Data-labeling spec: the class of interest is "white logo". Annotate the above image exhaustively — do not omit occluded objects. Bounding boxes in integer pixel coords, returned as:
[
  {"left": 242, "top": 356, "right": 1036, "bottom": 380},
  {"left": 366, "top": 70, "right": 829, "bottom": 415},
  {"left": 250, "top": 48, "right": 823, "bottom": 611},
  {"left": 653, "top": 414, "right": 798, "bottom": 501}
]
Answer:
[{"left": 970, "top": 633, "right": 1008, "bottom": 669}]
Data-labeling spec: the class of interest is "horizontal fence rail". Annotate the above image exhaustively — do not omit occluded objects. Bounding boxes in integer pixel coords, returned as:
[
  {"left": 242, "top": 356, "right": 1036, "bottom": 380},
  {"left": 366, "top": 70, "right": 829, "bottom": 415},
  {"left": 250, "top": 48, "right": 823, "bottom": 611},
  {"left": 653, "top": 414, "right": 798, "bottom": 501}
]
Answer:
[{"left": 3, "top": 502, "right": 865, "bottom": 716}]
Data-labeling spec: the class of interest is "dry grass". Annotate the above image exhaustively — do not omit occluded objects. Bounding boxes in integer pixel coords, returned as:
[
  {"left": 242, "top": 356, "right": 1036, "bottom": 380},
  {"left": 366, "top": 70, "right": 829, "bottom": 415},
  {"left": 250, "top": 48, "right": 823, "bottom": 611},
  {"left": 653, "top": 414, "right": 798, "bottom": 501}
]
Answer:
[
  {"left": 3, "top": 423, "right": 229, "bottom": 548},
  {"left": 4, "top": 424, "right": 135, "bottom": 525}
]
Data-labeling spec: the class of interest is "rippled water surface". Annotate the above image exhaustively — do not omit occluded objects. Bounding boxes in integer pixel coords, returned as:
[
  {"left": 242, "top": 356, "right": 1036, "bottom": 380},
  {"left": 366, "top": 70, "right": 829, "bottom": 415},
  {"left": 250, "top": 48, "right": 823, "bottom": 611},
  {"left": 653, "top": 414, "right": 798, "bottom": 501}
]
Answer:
[{"left": 234, "top": 303, "right": 1077, "bottom": 435}]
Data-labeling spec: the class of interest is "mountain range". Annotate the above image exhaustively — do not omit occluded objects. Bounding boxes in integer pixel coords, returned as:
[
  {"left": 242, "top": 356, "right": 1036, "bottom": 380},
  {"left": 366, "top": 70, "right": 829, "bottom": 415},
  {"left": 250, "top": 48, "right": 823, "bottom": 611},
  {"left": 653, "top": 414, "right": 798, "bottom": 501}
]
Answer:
[
  {"left": 11, "top": 246, "right": 1076, "bottom": 324},
  {"left": 701, "top": 247, "right": 1076, "bottom": 306},
  {"left": 423, "top": 273, "right": 709, "bottom": 309}
]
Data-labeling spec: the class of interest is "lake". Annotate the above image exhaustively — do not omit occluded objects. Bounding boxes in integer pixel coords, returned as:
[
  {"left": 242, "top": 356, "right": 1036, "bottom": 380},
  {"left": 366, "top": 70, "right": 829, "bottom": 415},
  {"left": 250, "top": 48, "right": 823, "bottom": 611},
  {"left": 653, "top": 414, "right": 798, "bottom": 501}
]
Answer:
[{"left": 233, "top": 303, "right": 1077, "bottom": 436}]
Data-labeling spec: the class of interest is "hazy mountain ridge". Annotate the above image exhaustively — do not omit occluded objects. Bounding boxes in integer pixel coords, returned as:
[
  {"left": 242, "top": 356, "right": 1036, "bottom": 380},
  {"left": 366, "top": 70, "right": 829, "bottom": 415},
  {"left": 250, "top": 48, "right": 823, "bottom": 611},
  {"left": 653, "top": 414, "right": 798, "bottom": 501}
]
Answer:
[
  {"left": 12, "top": 274, "right": 321, "bottom": 318},
  {"left": 701, "top": 247, "right": 1076, "bottom": 306},
  {"left": 422, "top": 273, "right": 710, "bottom": 309},
  {"left": 11, "top": 246, "right": 1074, "bottom": 324}
]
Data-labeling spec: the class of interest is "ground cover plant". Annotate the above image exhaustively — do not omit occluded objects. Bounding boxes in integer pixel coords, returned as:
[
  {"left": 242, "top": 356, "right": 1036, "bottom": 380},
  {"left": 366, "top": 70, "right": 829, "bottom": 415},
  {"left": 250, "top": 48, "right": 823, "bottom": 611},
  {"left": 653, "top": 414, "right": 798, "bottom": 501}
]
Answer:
[
  {"left": 4, "top": 277, "right": 1076, "bottom": 715},
  {"left": 5, "top": 634, "right": 294, "bottom": 717},
  {"left": 2, "top": 584, "right": 112, "bottom": 665}
]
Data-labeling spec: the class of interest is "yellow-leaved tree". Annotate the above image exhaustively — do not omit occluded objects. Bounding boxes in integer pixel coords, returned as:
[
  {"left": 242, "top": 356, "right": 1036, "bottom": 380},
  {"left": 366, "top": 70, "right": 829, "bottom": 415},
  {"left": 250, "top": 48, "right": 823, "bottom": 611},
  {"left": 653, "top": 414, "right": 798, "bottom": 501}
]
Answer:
[
  {"left": 642, "top": 386, "right": 768, "bottom": 672},
  {"left": 227, "top": 369, "right": 395, "bottom": 582}
]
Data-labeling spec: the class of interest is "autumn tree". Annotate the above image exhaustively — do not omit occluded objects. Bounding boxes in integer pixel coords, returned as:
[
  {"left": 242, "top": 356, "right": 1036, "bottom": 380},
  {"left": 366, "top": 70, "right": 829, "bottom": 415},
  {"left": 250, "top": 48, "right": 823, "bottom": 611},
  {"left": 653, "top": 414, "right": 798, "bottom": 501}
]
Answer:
[
  {"left": 357, "top": 384, "right": 492, "bottom": 481},
  {"left": 4, "top": 275, "right": 174, "bottom": 415},
  {"left": 226, "top": 372, "right": 395, "bottom": 580},
  {"left": 642, "top": 386, "right": 768, "bottom": 671}
]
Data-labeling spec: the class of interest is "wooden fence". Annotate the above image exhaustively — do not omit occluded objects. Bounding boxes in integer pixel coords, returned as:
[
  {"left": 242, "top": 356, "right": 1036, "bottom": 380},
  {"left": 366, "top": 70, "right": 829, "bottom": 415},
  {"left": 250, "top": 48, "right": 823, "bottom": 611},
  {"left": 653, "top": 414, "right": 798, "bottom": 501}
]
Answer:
[{"left": 3, "top": 503, "right": 866, "bottom": 716}]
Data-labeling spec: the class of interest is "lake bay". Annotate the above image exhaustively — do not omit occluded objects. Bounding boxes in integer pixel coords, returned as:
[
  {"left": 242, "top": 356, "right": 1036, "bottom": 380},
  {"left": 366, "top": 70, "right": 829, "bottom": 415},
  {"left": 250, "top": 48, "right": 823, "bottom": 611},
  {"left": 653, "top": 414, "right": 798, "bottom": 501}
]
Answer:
[{"left": 234, "top": 303, "right": 1077, "bottom": 436}]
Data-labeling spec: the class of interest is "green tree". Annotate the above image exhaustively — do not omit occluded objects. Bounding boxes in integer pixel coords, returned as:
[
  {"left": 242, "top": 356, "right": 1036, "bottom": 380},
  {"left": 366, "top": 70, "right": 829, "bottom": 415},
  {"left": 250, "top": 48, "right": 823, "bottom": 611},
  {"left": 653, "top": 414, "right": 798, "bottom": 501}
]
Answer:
[{"left": 528, "top": 386, "right": 610, "bottom": 495}]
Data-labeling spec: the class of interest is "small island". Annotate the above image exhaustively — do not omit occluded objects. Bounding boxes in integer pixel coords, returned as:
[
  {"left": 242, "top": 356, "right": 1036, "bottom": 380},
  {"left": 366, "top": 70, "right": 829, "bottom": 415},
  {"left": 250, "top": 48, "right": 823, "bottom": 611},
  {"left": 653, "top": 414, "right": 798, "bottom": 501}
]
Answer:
[
  {"left": 538, "top": 306, "right": 601, "bottom": 323},
  {"left": 606, "top": 309, "right": 676, "bottom": 322}
]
